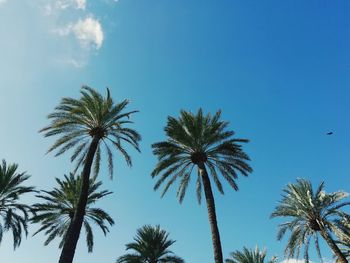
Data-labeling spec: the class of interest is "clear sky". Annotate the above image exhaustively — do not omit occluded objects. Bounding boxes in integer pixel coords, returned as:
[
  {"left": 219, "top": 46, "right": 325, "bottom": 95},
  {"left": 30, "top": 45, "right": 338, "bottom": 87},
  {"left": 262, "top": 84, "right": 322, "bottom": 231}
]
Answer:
[{"left": 1, "top": 1, "right": 350, "bottom": 263}]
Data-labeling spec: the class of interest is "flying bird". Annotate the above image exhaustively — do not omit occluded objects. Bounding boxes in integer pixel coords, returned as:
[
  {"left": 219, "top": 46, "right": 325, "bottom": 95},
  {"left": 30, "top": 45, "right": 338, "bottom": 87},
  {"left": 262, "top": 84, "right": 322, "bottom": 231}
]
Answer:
[{"left": 326, "top": 132, "right": 333, "bottom": 135}]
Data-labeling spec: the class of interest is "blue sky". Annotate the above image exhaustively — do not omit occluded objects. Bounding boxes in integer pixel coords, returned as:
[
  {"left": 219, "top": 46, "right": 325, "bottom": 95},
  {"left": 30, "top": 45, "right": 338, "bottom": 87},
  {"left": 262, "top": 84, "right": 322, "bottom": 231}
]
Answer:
[{"left": 1, "top": 1, "right": 350, "bottom": 262}]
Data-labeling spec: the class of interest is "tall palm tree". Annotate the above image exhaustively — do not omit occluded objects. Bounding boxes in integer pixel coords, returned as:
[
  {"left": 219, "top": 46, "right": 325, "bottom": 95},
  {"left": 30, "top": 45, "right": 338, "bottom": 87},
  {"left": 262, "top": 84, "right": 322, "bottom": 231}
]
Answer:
[
  {"left": 116, "top": 225, "right": 185, "bottom": 263},
  {"left": 0, "top": 159, "right": 35, "bottom": 249},
  {"left": 226, "top": 246, "right": 277, "bottom": 263},
  {"left": 271, "top": 178, "right": 350, "bottom": 263},
  {"left": 31, "top": 174, "right": 114, "bottom": 252},
  {"left": 40, "top": 86, "right": 141, "bottom": 263},
  {"left": 151, "top": 109, "right": 252, "bottom": 263}
]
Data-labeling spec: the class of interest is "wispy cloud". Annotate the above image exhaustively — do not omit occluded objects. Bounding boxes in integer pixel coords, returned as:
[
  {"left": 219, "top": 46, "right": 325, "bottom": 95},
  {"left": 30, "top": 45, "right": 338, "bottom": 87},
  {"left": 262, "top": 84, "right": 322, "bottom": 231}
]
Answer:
[
  {"left": 75, "top": 0, "right": 86, "bottom": 9},
  {"left": 44, "top": 0, "right": 86, "bottom": 14},
  {"left": 34, "top": 0, "right": 107, "bottom": 67},
  {"left": 53, "top": 56, "right": 87, "bottom": 68}
]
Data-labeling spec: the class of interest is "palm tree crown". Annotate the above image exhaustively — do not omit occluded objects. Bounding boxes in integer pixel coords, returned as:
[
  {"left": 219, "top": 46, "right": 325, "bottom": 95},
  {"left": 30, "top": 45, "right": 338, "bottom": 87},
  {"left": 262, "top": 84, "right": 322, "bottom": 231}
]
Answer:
[
  {"left": 151, "top": 109, "right": 252, "bottom": 203},
  {"left": 31, "top": 174, "right": 114, "bottom": 252},
  {"left": 151, "top": 109, "right": 252, "bottom": 263},
  {"left": 40, "top": 86, "right": 141, "bottom": 178},
  {"left": 40, "top": 86, "right": 141, "bottom": 263},
  {"left": 226, "top": 247, "right": 277, "bottom": 263},
  {"left": 116, "top": 225, "right": 185, "bottom": 263},
  {"left": 0, "top": 160, "right": 35, "bottom": 249},
  {"left": 271, "top": 178, "right": 350, "bottom": 263}
]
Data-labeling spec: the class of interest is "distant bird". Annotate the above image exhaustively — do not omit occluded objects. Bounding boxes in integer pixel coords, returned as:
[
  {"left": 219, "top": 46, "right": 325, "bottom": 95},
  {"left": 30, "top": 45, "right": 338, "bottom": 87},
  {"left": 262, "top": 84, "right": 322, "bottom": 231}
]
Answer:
[{"left": 326, "top": 132, "right": 333, "bottom": 135}]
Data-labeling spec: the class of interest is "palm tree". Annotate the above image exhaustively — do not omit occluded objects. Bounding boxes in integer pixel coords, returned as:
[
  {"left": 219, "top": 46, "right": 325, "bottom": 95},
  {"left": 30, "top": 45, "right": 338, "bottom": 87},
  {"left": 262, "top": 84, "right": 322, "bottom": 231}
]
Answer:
[
  {"left": 0, "top": 159, "right": 35, "bottom": 249},
  {"left": 31, "top": 174, "right": 114, "bottom": 252},
  {"left": 116, "top": 225, "right": 185, "bottom": 263},
  {"left": 151, "top": 109, "right": 252, "bottom": 263},
  {"left": 226, "top": 246, "right": 277, "bottom": 263},
  {"left": 270, "top": 178, "right": 350, "bottom": 263},
  {"left": 40, "top": 86, "right": 141, "bottom": 263}
]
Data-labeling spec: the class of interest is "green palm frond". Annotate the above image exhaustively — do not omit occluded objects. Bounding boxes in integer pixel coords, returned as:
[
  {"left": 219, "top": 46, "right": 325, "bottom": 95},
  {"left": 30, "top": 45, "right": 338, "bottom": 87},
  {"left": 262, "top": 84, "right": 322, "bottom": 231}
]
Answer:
[
  {"left": 225, "top": 246, "right": 277, "bottom": 263},
  {"left": 116, "top": 225, "right": 185, "bottom": 263},
  {"left": 151, "top": 109, "right": 252, "bottom": 204},
  {"left": 333, "top": 214, "right": 350, "bottom": 260},
  {"left": 0, "top": 160, "right": 35, "bottom": 249},
  {"left": 271, "top": 178, "right": 350, "bottom": 262},
  {"left": 40, "top": 86, "right": 141, "bottom": 179},
  {"left": 31, "top": 174, "right": 114, "bottom": 252}
]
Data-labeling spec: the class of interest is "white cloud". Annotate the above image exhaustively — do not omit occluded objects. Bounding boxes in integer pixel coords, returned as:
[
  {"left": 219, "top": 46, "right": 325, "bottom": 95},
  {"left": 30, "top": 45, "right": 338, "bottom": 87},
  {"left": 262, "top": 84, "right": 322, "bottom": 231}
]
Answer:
[
  {"left": 53, "top": 26, "right": 71, "bottom": 36},
  {"left": 34, "top": 0, "right": 106, "bottom": 67},
  {"left": 54, "top": 0, "right": 86, "bottom": 10},
  {"left": 75, "top": 0, "right": 86, "bottom": 10},
  {"left": 67, "top": 58, "right": 85, "bottom": 68},
  {"left": 72, "top": 16, "right": 103, "bottom": 49},
  {"left": 55, "top": 0, "right": 69, "bottom": 10},
  {"left": 44, "top": 0, "right": 86, "bottom": 15},
  {"left": 53, "top": 57, "right": 86, "bottom": 68},
  {"left": 55, "top": 16, "right": 103, "bottom": 50}
]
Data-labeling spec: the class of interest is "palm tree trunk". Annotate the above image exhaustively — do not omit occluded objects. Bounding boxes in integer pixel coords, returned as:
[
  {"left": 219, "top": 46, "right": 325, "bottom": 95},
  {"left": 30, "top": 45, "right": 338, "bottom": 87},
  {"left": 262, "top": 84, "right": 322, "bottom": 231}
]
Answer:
[
  {"left": 198, "top": 163, "right": 223, "bottom": 263},
  {"left": 320, "top": 229, "right": 348, "bottom": 263},
  {"left": 58, "top": 136, "right": 100, "bottom": 263}
]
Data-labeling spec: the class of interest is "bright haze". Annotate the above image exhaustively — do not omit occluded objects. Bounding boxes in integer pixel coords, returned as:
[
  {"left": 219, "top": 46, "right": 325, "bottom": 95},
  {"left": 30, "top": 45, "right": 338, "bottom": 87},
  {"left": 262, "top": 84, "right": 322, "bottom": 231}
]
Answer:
[{"left": 0, "top": 1, "right": 350, "bottom": 262}]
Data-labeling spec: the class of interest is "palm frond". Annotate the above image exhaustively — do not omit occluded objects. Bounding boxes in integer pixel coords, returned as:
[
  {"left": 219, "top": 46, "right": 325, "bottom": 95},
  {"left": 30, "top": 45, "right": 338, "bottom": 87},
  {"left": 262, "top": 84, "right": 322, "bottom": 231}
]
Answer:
[
  {"left": 271, "top": 179, "right": 350, "bottom": 262},
  {"left": 40, "top": 86, "right": 141, "bottom": 178},
  {"left": 0, "top": 160, "right": 35, "bottom": 249},
  {"left": 151, "top": 109, "right": 252, "bottom": 202},
  {"left": 31, "top": 174, "right": 114, "bottom": 252},
  {"left": 116, "top": 225, "right": 184, "bottom": 263}
]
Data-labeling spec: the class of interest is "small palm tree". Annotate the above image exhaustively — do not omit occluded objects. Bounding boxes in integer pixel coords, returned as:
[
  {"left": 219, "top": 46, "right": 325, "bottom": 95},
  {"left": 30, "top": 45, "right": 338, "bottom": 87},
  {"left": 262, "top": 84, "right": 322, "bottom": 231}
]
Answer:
[
  {"left": 151, "top": 109, "right": 252, "bottom": 263},
  {"left": 226, "top": 246, "right": 277, "bottom": 263},
  {"left": 31, "top": 174, "right": 114, "bottom": 252},
  {"left": 0, "top": 159, "right": 35, "bottom": 249},
  {"left": 40, "top": 86, "right": 141, "bottom": 263},
  {"left": 271, "top": 178, "right": 350, "bottom": 263},
  {"left": 116, "top": 225, "right": 185, "bottom": 263}
]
